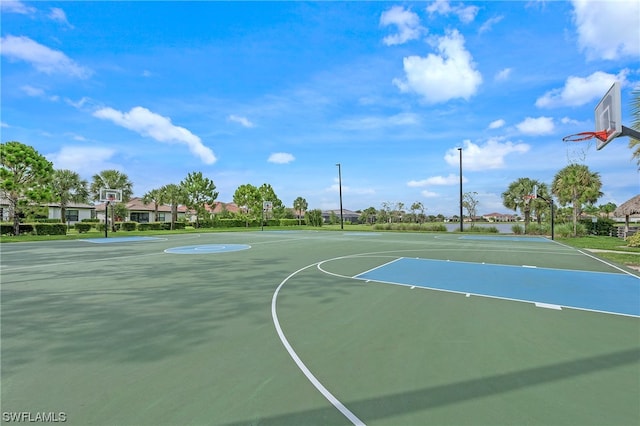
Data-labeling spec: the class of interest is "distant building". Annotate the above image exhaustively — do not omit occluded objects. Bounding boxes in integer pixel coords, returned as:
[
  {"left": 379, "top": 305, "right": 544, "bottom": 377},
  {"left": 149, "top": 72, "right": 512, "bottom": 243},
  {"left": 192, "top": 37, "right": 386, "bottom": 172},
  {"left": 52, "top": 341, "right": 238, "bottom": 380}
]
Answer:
[
  {"left": 482, "top": 212, "right": 516, "bottom": 222},
  {"left": 322, "top": 209, "right": 360, "bottom": 224},
  {"left": 47, "top": 202, "right": 95, "bottom": 224}
]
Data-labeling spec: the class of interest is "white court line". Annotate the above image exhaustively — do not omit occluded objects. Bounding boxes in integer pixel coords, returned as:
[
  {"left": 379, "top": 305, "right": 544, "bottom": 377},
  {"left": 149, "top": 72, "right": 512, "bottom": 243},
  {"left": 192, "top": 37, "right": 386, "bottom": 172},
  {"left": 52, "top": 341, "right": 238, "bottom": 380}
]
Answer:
[
  {"left": 271, "top": 261, "right": 366, "bottom": 426},
  {"left": 536, "top": 302, "right": 562, "bottom": 310},
  {"left": 352, "top": 257, "right": 404, "bottom": 279}
]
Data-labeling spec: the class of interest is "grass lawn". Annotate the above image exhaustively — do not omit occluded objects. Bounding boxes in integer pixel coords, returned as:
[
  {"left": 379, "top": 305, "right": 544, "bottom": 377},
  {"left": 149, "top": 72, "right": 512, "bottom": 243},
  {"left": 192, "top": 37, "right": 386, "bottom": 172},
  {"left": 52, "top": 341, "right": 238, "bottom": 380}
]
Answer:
[{"left": 558, "top": 236, "right": 640, "bottom": 270}]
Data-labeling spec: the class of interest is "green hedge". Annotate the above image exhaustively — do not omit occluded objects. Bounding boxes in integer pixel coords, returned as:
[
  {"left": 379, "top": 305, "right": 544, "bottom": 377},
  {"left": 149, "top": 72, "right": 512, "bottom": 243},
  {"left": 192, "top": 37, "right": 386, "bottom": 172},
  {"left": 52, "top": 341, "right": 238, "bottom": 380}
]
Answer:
[
  {"left": 120, "top": 222, "right": 138, "bottom": 231},
  {"left": 579, "top": 217, "right": 615, "bottom": 236},
  {"left": 75, "top": 223, "right": 93, "bottom": 233},
  {"left": 34, "top": 223, "right": 67, "bottom": 235},
  {"left": 279, "top": 219, "right": 299, "bottom": 226},
  {"left": 1, "top": 223, "right": 65, "bottom": 235}
]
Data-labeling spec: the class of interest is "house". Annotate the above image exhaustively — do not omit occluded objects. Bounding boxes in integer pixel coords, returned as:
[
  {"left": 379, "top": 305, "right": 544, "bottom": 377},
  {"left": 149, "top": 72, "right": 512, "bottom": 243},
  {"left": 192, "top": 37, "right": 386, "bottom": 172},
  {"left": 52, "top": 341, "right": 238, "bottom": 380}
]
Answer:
[
  {"left": 482, "top": 212, "right": 516, "bottom": 222},
  {"left": 95, "top": 197, "right": 190, "bottom": 223},
  {"left": 47, "top": 202, "right": 95, "bottom": 224},
  {"left": 0, "top": 197, "right": 95, "bottom": 224},
  {"left": 205, "top": 201, "right": 240, "bottom": 216},
  {"left": 322, "top": 209, "right": 360, "bottom": 224}
]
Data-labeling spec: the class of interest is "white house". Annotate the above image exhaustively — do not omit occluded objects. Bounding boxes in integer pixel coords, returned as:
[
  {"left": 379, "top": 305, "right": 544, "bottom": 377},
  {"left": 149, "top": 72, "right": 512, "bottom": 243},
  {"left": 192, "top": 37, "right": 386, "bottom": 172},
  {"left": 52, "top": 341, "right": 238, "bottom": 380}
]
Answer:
[{"left": 47, "top": 202, "right": 95, "bottom": 224}]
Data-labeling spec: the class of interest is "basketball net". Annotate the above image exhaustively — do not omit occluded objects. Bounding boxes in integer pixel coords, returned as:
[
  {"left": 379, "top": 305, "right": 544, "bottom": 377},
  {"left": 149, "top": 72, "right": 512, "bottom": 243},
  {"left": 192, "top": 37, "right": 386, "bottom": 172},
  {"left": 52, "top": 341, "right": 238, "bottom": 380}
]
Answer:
[{"left": 563, "top": 138, "right": 592, "bottom": 164}]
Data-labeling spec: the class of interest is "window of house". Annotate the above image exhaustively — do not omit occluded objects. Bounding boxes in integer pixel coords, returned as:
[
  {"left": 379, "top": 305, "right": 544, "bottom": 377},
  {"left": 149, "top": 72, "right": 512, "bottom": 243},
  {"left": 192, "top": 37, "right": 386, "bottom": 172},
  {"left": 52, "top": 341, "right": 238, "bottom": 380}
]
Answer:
[
  {"left": 66, "top": 209, "right": 79, "bottom": 222},
  {"left": 130, "top": 212, "right": 150, "bottom": 223},
  {"left": 156, "top": 213, "right": 166, "bottom": 222}
]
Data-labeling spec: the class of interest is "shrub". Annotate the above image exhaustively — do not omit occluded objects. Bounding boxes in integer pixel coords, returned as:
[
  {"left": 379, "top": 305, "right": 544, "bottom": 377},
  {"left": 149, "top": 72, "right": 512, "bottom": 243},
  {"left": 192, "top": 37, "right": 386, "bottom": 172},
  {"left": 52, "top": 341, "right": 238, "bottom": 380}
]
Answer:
[
  {"left": 626, "top": 232, "right": 640, "bottom": 247},
  {"left": 120, "top": 222, "right": 137, "bottom": 231},
  {"left": 279, "top": 219, "right": 299, "bottom": 226},
  {"left": 33, "top": 223, "right": 67, "bottom": 235},
  {"left": 526, "top": 223, "right": 549, "bottom": 235},
  {"left": 466, "top": 226, "right": 499, "bottom": 233},
  {"left": 512, "top": 224, "right": 524, "bottom": 235},
  {"left": 555, "top": 222, "right": 587, "bottom": 238},
  {"left": 579, "top": 217, "right": 615, "bottom": 236},
  {"left": 1, "top": 224, "right": 13, "bottom": 235},
  {"left": 75, "top": 223, "right": 93, "bottom": 233},
  {"left": 81, "top": 218, "right": 100, "bottom": 223}
]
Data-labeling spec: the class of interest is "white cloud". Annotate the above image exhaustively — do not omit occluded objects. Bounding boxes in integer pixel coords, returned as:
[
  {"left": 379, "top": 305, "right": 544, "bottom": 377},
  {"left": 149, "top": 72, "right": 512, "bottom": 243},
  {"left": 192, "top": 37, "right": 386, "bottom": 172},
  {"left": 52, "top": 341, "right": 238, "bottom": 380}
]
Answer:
[
  {"left": 380, "top": 6, "right": 424, "bottom": 46},
  {"left": 516, "top": 116, "right": 555, "bottom": 135},
  {"left": 572, "top": 0, "right": 640, "bottom": 60},
  {"left": 494, "top": 68, "right": 511, "bottom": 81},
  {"left": 93, "top": 106, "right": 217, "bottom": 164},
  {"left": 444, "top": 138, "right": 530, "bottom": 171},
  {"left": 46, "top": 146, "right": 118, "bottom": 176},
  {"left": 21, "top": 85, "right": 45, "bottom": 97},
  {"left": 393, "top": 29, "right": 482, "bottom": 103},
  {"left": 408, "top": 173, "right": 464, "bottom": 187},
  {"left": 0, "top": 35, "right": 91, "bottom": 78},
  {"left": 488, "top": 119, "right": 505, "bottom": 129},
  {"left": 338, "top": 112, "right": 420, "bottom": 130},
  {"left": 326, "top": 179, "right": 375, "bottom": 195},
  {"left": 535, "top": 70, "right": 628, "bottom": 108},
  {"left": 1, "top": 122, "right": 9, "bottom": 128},
  {"left": 20, "top": 85, "right": 59, "bottom": 101},
  {"left": 421, "top": 190, "right": 439, "bottom": 198},
  {"left": 426, "top": 0, "right": 479, "bottom": 23},
  {"left": 49, "top": 7, "right": 72, "bottom": 27},
  {"left": 65, "top": 97, "right": 91, "bottom": 109},
  {"left": 227, "top": 114, "right": 255, "bottom": 128},
  {"left": 0, "top": 1, "right": 36, "bottom": 14},
  {"left": 561, "top": 117, "right": 581, "bottom": 125},
  {"left": 268, "top": 152, "right": 295, "bottom": 164},
  {"left": 479, "top": 15, "right": 504, "bottom": 33}
]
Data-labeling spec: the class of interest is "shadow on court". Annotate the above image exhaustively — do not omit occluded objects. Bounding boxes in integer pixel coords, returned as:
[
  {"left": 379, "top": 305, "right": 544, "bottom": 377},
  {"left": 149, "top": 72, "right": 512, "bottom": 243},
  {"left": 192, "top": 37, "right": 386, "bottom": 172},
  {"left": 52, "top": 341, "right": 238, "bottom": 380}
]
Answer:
[{"left": 224, "top": 347, "right": 640, "bottom": 425}]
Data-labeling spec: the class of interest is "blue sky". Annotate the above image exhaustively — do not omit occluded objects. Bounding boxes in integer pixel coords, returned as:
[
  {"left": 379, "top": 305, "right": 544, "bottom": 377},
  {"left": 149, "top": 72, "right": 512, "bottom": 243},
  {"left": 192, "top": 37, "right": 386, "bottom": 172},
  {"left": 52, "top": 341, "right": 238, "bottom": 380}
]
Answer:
[{"left": 1, "top": 1, "right": 638, "bottom": 215}]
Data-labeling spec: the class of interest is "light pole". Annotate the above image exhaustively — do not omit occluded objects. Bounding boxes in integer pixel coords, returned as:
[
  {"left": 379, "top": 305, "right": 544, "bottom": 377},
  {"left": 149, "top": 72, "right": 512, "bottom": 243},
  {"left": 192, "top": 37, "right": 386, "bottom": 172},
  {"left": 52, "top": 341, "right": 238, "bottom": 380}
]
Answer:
[
  {"left": 458, "top": 148, "right": 463, "bottom": 232},
  {"left": 336, "top": 163, "right": 344, "bottom": 230}
]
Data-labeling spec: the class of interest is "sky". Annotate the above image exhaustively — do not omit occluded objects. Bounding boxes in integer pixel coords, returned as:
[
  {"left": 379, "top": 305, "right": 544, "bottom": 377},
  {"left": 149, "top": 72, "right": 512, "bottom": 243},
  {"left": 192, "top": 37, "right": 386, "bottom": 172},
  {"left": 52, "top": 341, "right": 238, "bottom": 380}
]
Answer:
[{"left": 1, "top": 0, "right": 639, "bottom": 216}]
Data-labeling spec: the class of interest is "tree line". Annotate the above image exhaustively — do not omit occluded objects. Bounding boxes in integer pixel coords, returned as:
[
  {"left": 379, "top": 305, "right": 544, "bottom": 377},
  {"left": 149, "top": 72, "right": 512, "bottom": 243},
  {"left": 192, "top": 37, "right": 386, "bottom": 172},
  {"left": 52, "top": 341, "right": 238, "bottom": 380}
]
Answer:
[{"left": 0, "top": 140, "right": 629, "bottom": 237}]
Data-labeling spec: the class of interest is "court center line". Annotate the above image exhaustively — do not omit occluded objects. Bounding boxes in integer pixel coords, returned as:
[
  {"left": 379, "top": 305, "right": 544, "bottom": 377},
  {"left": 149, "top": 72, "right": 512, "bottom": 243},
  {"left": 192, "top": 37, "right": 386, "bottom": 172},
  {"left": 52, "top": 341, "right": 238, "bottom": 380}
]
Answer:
[{"left": 272, "top": 261, "right": 366, "bottom": 426}]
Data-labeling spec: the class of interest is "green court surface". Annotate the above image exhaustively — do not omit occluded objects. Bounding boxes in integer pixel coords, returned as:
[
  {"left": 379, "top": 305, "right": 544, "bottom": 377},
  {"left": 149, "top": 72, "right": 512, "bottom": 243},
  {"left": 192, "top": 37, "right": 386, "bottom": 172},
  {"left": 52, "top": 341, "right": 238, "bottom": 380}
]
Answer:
[{"left": 1, "top": 231, "right": 639, "bottom": 425}]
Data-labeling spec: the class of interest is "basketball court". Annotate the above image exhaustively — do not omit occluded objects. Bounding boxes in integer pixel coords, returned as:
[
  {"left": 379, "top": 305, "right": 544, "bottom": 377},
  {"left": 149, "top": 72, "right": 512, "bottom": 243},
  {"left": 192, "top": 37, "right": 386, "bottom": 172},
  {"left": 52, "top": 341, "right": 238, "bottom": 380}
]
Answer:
[{"left": 2, "top": 231, "right": 638, "bottom": 425}]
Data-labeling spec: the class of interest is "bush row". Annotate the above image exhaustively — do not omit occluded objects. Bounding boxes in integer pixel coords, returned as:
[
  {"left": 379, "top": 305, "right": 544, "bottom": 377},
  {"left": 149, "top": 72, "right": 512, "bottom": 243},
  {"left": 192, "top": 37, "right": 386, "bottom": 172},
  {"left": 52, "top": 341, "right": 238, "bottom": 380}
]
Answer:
[{"left": 0, "top": 223, "right": 68, "bottom": 235}]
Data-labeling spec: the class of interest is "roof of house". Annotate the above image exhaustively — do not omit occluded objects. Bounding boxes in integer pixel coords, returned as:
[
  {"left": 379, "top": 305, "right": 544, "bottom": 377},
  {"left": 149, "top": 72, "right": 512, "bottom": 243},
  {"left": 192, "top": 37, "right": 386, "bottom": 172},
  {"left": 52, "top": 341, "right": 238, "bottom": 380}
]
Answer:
[
  {"left": 47, "top": 202, "right": 96, "bottom": 209},
  {"left": 95, "top": 197, "right": 188, "bottom": 213},
  {"left": 206, "top": 201, "right": 240, "bottom": 214}
]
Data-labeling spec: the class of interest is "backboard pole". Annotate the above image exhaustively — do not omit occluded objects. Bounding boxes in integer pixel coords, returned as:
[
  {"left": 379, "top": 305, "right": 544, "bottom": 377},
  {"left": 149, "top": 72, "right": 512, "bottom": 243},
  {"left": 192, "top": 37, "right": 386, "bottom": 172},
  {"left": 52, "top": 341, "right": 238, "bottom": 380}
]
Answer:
[
  {"left": 104, "top": 201, "right": 109, "bottom": 238},
  {"left": 621, "top": 125, "right": 640, "bottom": 140}
]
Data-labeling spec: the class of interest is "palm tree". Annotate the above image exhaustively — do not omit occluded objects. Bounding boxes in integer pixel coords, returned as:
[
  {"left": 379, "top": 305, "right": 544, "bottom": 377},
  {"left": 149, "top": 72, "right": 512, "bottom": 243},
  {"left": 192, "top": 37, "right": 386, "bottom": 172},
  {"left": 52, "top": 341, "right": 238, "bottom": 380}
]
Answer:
[
  {"left": 552, "top": 164, "right": 603, "bottom": 236},
  {"left": 90, "top": 169, "right": 133, "bottom": 202},
  {"left": 51, "top": 169, "right": 89, "bottom": 226},
  {"left": 90, "top": 169, "right": 133, "bottom": 230},
  {"left": 293, "top": 196, "right": 308, "bottom": 225},
  {"left": 530, "top": 182, "right": 551, "bottom": 225},
  {"left": 158, "top": 184, "right": 184, "bottom": 230},
  {"left": 142, "top": 188, "right": 162, "bottom": 222},
  {"left": 630, "top": 88, "right": 640, "bottom": 169},
  {"left": 501, "top": 177, "right": 542, "bottom": 232}
]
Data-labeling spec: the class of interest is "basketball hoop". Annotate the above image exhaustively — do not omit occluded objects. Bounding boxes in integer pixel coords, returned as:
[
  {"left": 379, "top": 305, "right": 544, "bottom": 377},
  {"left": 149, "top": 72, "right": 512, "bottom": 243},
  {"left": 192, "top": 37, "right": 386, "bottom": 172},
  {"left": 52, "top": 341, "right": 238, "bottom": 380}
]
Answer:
[{"left": 562, "top": 130, "right": 609, "bottom": 142}]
